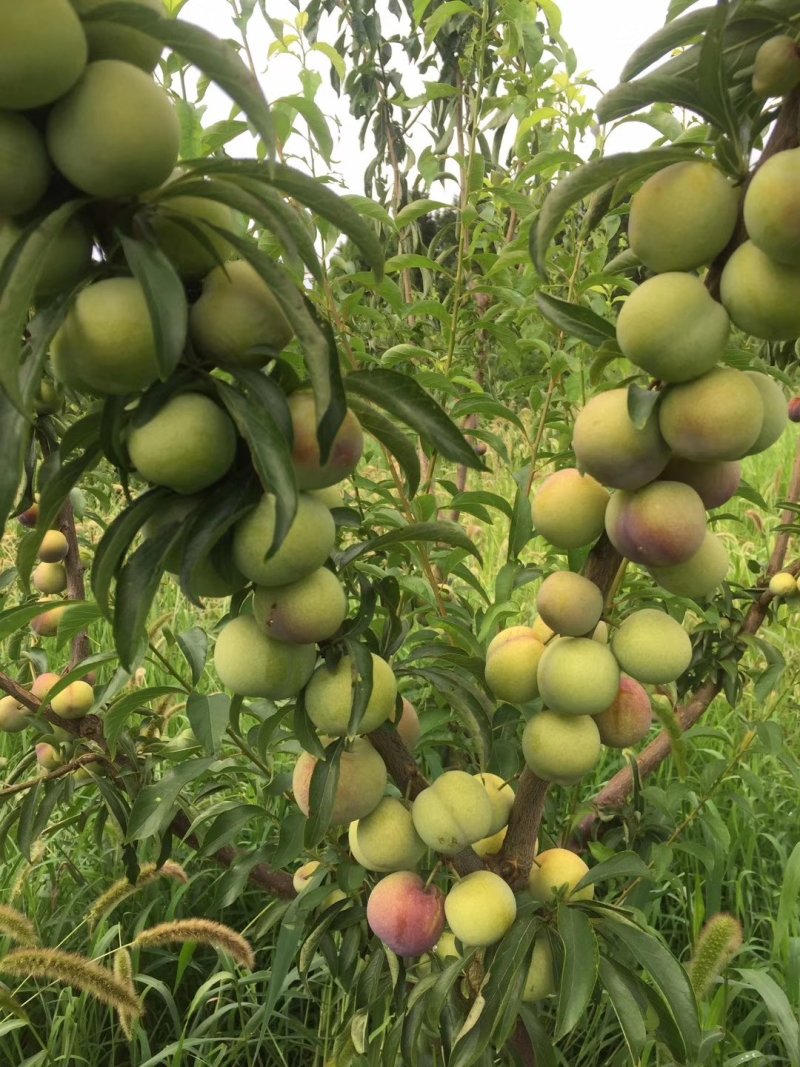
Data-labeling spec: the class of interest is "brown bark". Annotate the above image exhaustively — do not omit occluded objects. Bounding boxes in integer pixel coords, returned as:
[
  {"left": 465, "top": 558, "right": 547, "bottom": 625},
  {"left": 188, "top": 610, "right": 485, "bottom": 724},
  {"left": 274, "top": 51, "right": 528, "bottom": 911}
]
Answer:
[{"left": 57, "top": 499, "right": 91, "bottom": 670}]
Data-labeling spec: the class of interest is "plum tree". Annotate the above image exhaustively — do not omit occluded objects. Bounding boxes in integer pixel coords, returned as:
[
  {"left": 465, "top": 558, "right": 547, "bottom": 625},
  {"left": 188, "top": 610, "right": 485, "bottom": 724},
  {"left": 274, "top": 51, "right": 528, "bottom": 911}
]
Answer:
[
  {"left": 657, "top": 457, "right": 741, "bottom": 510},
  {"left": 611, "top": 609, "right": 692, "bottom": 685},
  {"left": 605, "top": 481, "right": 707, "bottom": 567},
  {"left": 521, "top": 710, "right": 602, "bottom": 784},
  {"left": 627, "top": 160, "right": 739, "bottom": 273},
  {"left": 536, "top": 638, "right": 620, "bottom": 716},
  {"left": 50, "top": 680, "right": 94, "bottom": 720},
  {"left": 213, "top": 614, "right": 316, "bottom": 699},
  {"left": 474, "top": 772, "right": 515, "bottom": 836},
  {"left": 572, "top": 388, "right": 670, "bottom": 490},
  {"left": 522, "top": 934, "right": 556, "bottom": 1003},
  {"left": 616, "top": 272, "right": 729, "bottom": 382},
  {"left": 32, "top": 562, "right": 67, "bottom": 595},
  {"left": 0, "top": 113, "right": 51, "bottom": 217},
  {"left": 531, "top": 468, "right": 609, "bottom": 549},
  {"left": 292, "top": 738, "right": 387, "bottom": 825},
  {"left": 72, "top": 0, "right": 165, "bottom": 72},
  {"left": 743, "top": 148, "right": 800, "bottom": 266},
  {"left": 593, "top": 676, "right": 652, "bottom": 748},
  {"left": 752, "top": 35, "right": 800, "bottom": 96},
  {"left": 484, "top": 626, "right": 544, "bottom": 703},
  {"left": 658, "top": 367, "right": 765, "bottom": 461},
  {"left": 304, "top": 653, "right": 397, "bottom": 736},
  {"left": 46, "top": 61, "right": 180, "bottom": 198},
  {"left": 232, "top": 492, "right": 335, "bottom": 586},
  {"left": 536, "top": 571, "right": 604, "bottom": 637},
  {"left": 127, "top": 393, "right": 238, "bottom": 495},
  {"left": 528, "top": 848, "right": 593, "bottom": 904},
  {"left": 366, "top": 871, "right": 445, "bottom": 957},
  {"left": 348, "top": 797, "right": 426, "bottom": 872},
  {"left": 412, "top": 770, "right": 493, "bottom": 855},
  {"left": 649, "top": 532, "right": 730, "bottom": 600},
  {"left": 720, "top": 241, "right": 800, "bottom": 341},
  {"left": 444, "top": 871, "right": 517, "bottom": 947},
  {"left": 252, "top": 567, "right": 347, "bottom": 644},
  {"left": 0, "top": 0, "right": 87, "bottom": 109}
]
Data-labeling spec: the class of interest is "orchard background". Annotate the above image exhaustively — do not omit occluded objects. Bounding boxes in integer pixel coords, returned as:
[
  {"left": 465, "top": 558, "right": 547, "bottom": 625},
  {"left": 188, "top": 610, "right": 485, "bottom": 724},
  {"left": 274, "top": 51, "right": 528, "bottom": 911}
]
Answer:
[{"left": 1, "top": 1, "right": 800, "bottom": 1065}]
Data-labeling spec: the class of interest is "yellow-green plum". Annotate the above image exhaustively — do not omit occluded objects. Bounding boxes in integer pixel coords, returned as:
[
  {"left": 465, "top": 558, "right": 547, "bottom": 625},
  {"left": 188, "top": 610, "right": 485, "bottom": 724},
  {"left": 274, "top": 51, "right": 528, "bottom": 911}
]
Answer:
[
  {"left": 573, "top": 388, "right": 670, "bottom": 490},
  {"left": 616, "top": 272, "right": 729, "bottom": 382},
  {"left": 367, "top": 871, "right": 445, "bottom": 957},
  {"left": 522, "top": 934, "right": 557, "bottom": 1003},
  {"left": 611, "top": 609, "right": 692, "bottom": 685},
  {"left": 484, "top": 626, "right": 544, "bottom": 704},
  {"left": 744, "top": 148, "right": 800, "bottom": 266},
  {"left": 30, "top": 602, "right": 70, "bottom": 637},
  {"left": 720, "top": 241, "right": 800, "bottom": 341},
  {"left": 472, "top": 825, "right": 507, "bottom": 859},
  {"left": 31, "top": 672, "right": 62, "bottom": 702},
  {"left": 287, "top": 391, "right": 364, "bottom": 490},
  {"left": 605, "top": 481, "right": 707, "bottom": 567},
  {"left": 292, "top": 737, "right": 387, "bottom": 825},
  {"left": 0, "top": 218, "right": 93, "bottom": 303},
  {"left": 531, "top": 616, "right": 555, "bottom": 644},
  {"left": 529, "top": 848, "right": 593, "bottom": 903},
  {"left": 536, "top": 637, "right": 620, "bottom": 717},
  {"left": 536, "top": 571, "right": 604, "bottom": 637},
  {"left": 128, "top": 393, "right": 237, "bottom": 494},
  {"left": 72, "top": 0, "right": 164, "bottom": 72},
  {"left": 436, "top": 931, "right": 459, "bottom": 961},
  {"left": 474, "top": 772, "right": 515, "bottom": 836},
  {"left": 47, "top": 61, "right": 179, "bottom": 198},
  {"left": 658, "top": 368, "right": 764, "bottom": 462},
  {"left": 348, "top": 797, "right": 426, "bottom": 871},
  {"left": 0, "top": 696, "right": 29, "bottom": 733},
  {"left": 444, "top": 871, "right": 517, "bottom": 948},
  {"left": 149, "top": 191, "right": 236, "bottom": 280},
  {"left": 213, "top": 614, "right": 316, "bottom": 699},
  {"left": 190, "top": 260, "right": 293, "bottom": 368},
  {"left": 32, "top": 562, "right": 67, "bottom": 595},
  {"left": 391, "top": 697, "right": 421, "bottom": 750},
  {"left": 411, "top": 770, "right": 493, "bottom": 855},
  {"left": 0, "top": 0, "right": 87, "bottom": 109},
  {"left": 38, "top": 531, "right": 69, "bottom": 563},
  {"left": 522, "top": 711, "right": 601, "bottom": 785},
  {"left": 51, "top": 277, "right": 160, "bottom": 396},
  {"left": 232, "top": 492, "right": 335, "bottom": 586},
  {"left": 311, "top": 483, "right": 345, "bottom": 510},
  {"left": 0, "top": 113, "right": 51, "bottom": 216},
  {"left": 744, "top": 371, "right": 788, "bottom": 455},
  {"left": 649, "top": 531, "right": 730, "bottom": 600},
  {"left": 593, "top": 621, "right": 609, "bottom": 644},
  {"left": 50, "top": 680, "right": 94, "bottom": 720},
  {"left": 253, "top": 568, "right": 346, "bottom": 645},
  {"left": 657, "top": 457, "right": 741, "bottom": 510},
  {"left": 35, "top": 742, "right": 63, "bottom": 772},
  {"left": 305, "top": 653, "right": 397, "bottom": 736},
  {"left": 531, "top": 468, "right": 609, "bottom": 549},
  {"left": 628, "top": 160, "right": 739, "bottom": 273},
  {"left": 752, "top": 35, "right": 800, "bottom": 97},
  {"left": 593, "top": 676, "right": 652, "bottom": 748},
  {"left": 769, "top": 571, "right": 799, "bottom": 597},
  {"left": 292, "top": 859, "right": 322, "bottom": 894}
]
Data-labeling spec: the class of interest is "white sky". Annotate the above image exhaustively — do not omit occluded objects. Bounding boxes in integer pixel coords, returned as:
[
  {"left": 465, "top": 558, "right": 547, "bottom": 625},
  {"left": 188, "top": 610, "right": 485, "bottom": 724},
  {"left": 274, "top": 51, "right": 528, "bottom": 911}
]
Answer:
[{"left": 178, "top": 0, "right": 679, "bottom": 194}]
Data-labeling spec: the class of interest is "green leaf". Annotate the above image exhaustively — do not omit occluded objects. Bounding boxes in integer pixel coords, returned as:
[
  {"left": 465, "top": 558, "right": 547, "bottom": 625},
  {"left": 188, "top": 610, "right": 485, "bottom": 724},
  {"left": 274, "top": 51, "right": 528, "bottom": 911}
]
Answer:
[
  {"left": 92, "top": 489, "right": 173, "bottom": 617},
  {"left": 737, "top": 968, "right": 800, "bottom": 1064},
  {"left": 776, "top": 842, "right": 800, "bottom": 959},
  {"left": 103, "top": 685, "right": 185, "bottom": 754},
  {"left": 534, "top": 292, "right": 617, "bottom": 347},
  {"left": 346, "top": 395, "right": 420, "bottom": 497},
  {"left": 345, "top": 369, "right": 485, "bottom": 470},
  {"left": 395, "top": 200, "right": 449, "bottom": 226},
  {"left": 274, "top": 95, "right": 333, "bottom": 162},
  {"left": 176, "top": 627, "right": 208, "bottom": 686},
  {"left": 126, "top": 757, "right": 215, "bottom": 842},
  {"left": 304, "top": 738, "right": 344, "bottom": 847},
  {"left": 339, "top": 522, "right": 481, "bottom": 568},
  {"left": 574, "top": 851, "right": 653, "bottom": 893},
  {"left": 187, "top": 693, "right": 231, "bottom": 755},
  {"left": 384, "top": 253, "right": 444, "bottom": 273},
  {"left": 424, "top": 0, "right": 473, "bottom": 44},
  {"left": 556, "top": 905, "right": 599, "bottom": 1039},
  {"left": 620, "top": 8, "right": 715, "bottom": 80},
  {"left": 627, "top": 383, "right": 660, "bottom": 429},
  {"left": 598, "top": 956, "right": 648, "bottom": 1059},
  {"left": 120, "top": 233, "right": 187, "bottom": 380}
]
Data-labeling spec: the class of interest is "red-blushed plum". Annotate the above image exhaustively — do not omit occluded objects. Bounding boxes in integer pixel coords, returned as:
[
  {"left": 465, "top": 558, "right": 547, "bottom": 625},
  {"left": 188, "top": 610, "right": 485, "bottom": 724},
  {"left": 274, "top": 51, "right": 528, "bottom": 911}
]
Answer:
[
  {"left": 366, "top": 871, "right": 445, "bottom": 957},
  {"left": 605, "top": 481, "right": 707, "bottom": 567},
  {"left": 657, "top": 457, "right": 741, "bottom": 509},
  {"left": 287, "top": 390, "right": 364, "bottom": 490},
  {"left": 30, "top": 602, "right": 70, "bottom": 638},
  {"left": 292, "top": 737, "right": 387, "bottom": 825},
  {"left": 391, "top": 697, "right": 421, "bottom": 749},
  {"left": 593, "top": 675, "right": 652, "bottom": 748},
  {"left": 50, "top": 680, "right": 94, "bottom": 720}
]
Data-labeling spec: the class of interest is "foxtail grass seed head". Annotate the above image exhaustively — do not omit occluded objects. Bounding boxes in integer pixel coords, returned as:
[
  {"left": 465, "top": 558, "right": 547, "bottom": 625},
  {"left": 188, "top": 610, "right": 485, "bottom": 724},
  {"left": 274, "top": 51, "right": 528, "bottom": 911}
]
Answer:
[
  {"left": 134, "top": 919, "right": 255, "bottom": 970},
  {"left": 689, "top": 913, "right": 743, "bottom": 997}
]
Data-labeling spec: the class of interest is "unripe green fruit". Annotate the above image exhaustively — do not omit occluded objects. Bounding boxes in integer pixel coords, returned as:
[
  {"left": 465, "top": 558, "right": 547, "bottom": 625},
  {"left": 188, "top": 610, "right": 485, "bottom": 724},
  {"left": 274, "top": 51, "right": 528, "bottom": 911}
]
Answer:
[
  {"left": 51, "top": 277, "right": 160, "bottom": 396},
  {"left": 190, "top": 260, "right": 293, "bottom": 368},
  {"left": 616, "top": 272, "right": 729, "bottom": 382},
  {"left": 288, "top": 391, "right": 365, "bottom": 490},
  {"left": 252, "top": 567, "right": 347, "bottom": 644},
  {"left": 628, "top": 160, "right": 739, "bottom": 273},
  {"left": 232, "top": 492, "right": 335, "bottom": 587},
  {"left": 47, "top": 60, "right": 179, "bottom": 198},
  {"left": 311, "top": 483, "right": 345, "bottom": 510},
  {"left": 38, "top": 530, "right": 69, "bottom": 563},
  {"left": 0, "top": 0, "right": 87, "bottom": 110},
  {"left": 128, "top": 393, "right": 237, "bottom": 495},
  {"left": 72, "top": 0, "right": 165, "bottom": 72},
  {"left": 0, "top": 113, "right": 51, "bottom": 217},
  {"left": 412, "top": 770, "right": 493, "bottom": 855},
  {"left": 649, "top": 532, "right": 730, "bottom": 600},
  {"left": 35, "top": 380, "right": 64, "bottom": 415},
  {"left": 531, "top": 468, "right": 609, "bottom": 549},
  {"left": 32, "top": 562, "right": 67, "bottom": 595},
  {"left": 720, "top": 241, "right": 800, "bottom": 341},
  {"left": 593, "top": 675, "right": 652, "bottom": 748},
  {"left": 573, "top": 388, "right": 670, "bottom": 491},
  {"left": 611, "top": 609, "right": 692, "bottom": 685},
  {"left": 0, "top": 696, "right": 29, "bottom": 733},
  {"left": 528, "top": 848, "right": 593, "bottom": 903},
  {"left": 484, "top": 626, "right": 544, "bottom": 704},
  {"left": 348, "top": 797, "right": 426, "bottom": 871},
  {"left": 213, "top": 614, "right": 316, "bottom": 699},
  {"left": 522, "top": 710, "right": 601, "bottom": 784},
  {"left": 304, "top": 653, "right": 397, "bottom": 736},
  {"left": 605, "top": 481, "right": 707, "bottom": 568},
  {"left": 536, "top": 571, "right": 603, "bottom": 637},
  {"left": 658, "top": 367, "right": 764, "bottom": 462},
  {"left": 744, "top": 148, "right": 800, "bottom": 267},
  {"left": 149, "top": 192, "right": 236, "bottom": 279},
  {"left": 444, "top": 871, "right": 517, "bottom": 947},
  {"left": 537, "top": 637, "right": 620, "bottom": 717},
  {"left": 769, "top": 571, "right": 798, "bottom": 597},
  {"left": 50, "top": 679, "right": 94, "bottom": 720},
  {"left": 474, "top": 772, "right": 515, "bottom": 836},
  {"left": 752, "top": 35, "right": 800, "bottom": 98},
  {"left": 292, "top": 737, "right": 387, "bottom": 825},
  {"left": 657, "top": 457, "right": 741, "bottom": 510},
  {"left": 522, "top": 934, "right": 556, "bottom": 1003},
  {"left": 744, "top": 371, "right": 788, "bottom": 455}
]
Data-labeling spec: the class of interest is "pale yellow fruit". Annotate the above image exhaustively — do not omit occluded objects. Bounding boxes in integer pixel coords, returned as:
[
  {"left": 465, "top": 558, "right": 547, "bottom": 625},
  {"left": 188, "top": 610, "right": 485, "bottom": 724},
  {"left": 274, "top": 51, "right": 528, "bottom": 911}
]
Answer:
[
  {"left": 292, "top": 859, "right": 321, "bottom": 893},
  {"left": 348, "top": 797, "right": 426, "bottom": 872},
  {"left": 38, "top": 530, "right": 69, "bottom": 564},
  {"left": 232, "top": 492, "right": 335, "bottom": 586},
  {"left": 213, "top": 614, "right": 316, "bottom": 699},
  {"left": 484, "top": 626, "right": 544, "bottom": 704},
  {"left": 73, "top": 0, "right": 164, "bottom": 72},
  {"left": 391, "top": 697, "right": 421, "bottom": 750},
  {"left": 522, "top": 711, "right": 601, "bottom": 785},
  {"left": 472, "top": 825, "right": 508, "bottom": 859},
  {"left": 753, "top": 35, "right": 800, "bottom": 96},
  {"left": 292, "top": 737, "right": 387, "bottom": 825},
  {"left": 528, "top": 848, "right": 593, "bottom": 903},
  {"left": 611, "top": 609, "right": 692, "bottom": 685},
  {"left": 573, "top": 388, "right": 670, "bottom": 491},
  {"left": 537, "top": 637, "right": 620, "bottom": 717},
  {"left": 744, "top": 371, "right": 788, "bottom": 455},
  {"left": 30, "top": 602, "right": 70, "bottom": 637},
  {"left": 769, "top": 571, "right": 798, "bottom": 598},
  {"left": 30, "top": 672, "right": 62, "bottom": 702},
  {"left": 0, "top": 696, "right": 29, "bottom": 733},
  {"left": 50, "top": 680, "right": 94, "bottom": 720},
  {"left": 305, "top": 654, "right": 397, "bottom": 737},
  {"left": 720, "top": 241, "right": 800, "bottom": 341},
  {"left": 531, "top": 616, "right": 555, "bottom": 643},
  {"left": 444, "top": 871, "right": 517, "bottom": 947},
  {"left": 658, "top": 367, "right": 764, "bottom": 462},
  {"left": 744, "top": 148, "right": 800, "bottom": 266},
  {"left": 412, "top": 770, "right": 493, "bottom": 856},
  {"left": 649, "top": 532, "right": 730, "bottom": 600},
  {"left": 474, "top": 772, "right": 514, "bottom": 836},
  {"left": 32, "top": 562, "right": 67, "bottom": 595},
  {"left": 0, "top": 112, "right": 51, "bottom": 217},
  {"left": 435, "top": 931, "right": 459, "bottom": 960},
  {"left": 36, "top": 743, "right": 62, "bottom": 771},
  {"left": 531, "top": 468, "right": 609, "bottom": 549},
  {"left": 252, "top": 567, "right": 347, "bottom": 644},
  {"left": 0, "top": 0, "right": 87, "bottom": 110},
  {"left": 522, "top": 934, "right": 557, "bottom": 1002},
  {"left": 536, "top": 571, "right": 604, "bottom": 637},
  {"left": 310, "top": 483, "right": 345, "bottom": 509}
]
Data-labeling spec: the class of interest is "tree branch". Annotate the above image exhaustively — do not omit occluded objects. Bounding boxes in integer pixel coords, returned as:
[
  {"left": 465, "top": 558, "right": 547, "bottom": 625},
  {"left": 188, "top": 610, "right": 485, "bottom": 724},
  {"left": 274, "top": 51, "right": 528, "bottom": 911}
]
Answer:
[{"left": 57, "top": 498, "right": 91, "bottom": 670}]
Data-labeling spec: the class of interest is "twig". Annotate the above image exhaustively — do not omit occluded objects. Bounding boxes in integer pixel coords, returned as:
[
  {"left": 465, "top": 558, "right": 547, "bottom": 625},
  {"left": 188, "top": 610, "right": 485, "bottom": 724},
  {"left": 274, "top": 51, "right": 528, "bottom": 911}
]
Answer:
[{"left": 57, "top": 499, "right": 90, "bottom": 671}]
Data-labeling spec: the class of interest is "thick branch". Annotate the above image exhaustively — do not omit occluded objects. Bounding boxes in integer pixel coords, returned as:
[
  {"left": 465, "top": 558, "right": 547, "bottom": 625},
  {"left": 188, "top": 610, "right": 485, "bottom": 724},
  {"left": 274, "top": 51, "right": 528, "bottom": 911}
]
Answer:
[{"left": 492, "top": 771, "right": 549, "bottom": 890}]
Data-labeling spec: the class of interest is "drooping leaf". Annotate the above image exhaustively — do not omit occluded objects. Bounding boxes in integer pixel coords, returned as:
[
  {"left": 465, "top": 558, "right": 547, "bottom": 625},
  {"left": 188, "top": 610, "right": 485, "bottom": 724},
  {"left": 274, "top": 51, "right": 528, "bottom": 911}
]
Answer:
[
  {"left": 92, "top": 489, "right": 173, "bottom": 617},
  {"left": 598, "top": 956, "right": 648, "bottom": 1059},
  {"left": 574, "top": 851, "right": 653, "bottom": 893},
  {"left": 120, "top": 234, "right": 188, "bottom": 380},
  {"left": 339, "top": 522, "right": 481, "bottom": 568},
  {"left": 126, "top": 757, "right": 215, "bottom": 842},
  {"left": 555, "top": 905, "right": 599, "bottom": 1039},
  {"left": 304, "top": 737, "right": 345, "bottom": 847},
  {"left": 187, "top": 693, "right": 231, "bottom": 755},
  {"left": 534, "top": 292, "right": 617, "bottom": 347},
  {"left": 346, "top": 395, "right": 421, "bottom": 497}
]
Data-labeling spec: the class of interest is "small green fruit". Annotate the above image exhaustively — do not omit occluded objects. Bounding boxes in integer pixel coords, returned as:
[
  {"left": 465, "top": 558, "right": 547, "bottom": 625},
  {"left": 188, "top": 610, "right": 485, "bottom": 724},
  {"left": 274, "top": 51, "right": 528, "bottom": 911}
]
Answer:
[
  {"left": 0, "top": 0, "right": 87, "bottom": 110},
  {"left": 305, "top": 653, "right": 397, "bottom": 737},
  {"left": 232, "top": 492, "right": 335, "bottom": 586},
  {"left": 213, "top": 614, "right": 316, "bottom": 699},
  {"left": 0, "top": 112, "right": 51, "bottom": 216}
]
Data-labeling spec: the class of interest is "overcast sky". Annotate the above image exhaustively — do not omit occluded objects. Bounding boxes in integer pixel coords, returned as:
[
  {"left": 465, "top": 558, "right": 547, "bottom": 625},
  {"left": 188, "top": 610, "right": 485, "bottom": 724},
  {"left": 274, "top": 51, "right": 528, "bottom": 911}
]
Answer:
[{"left": 179, "top": 0, "right": 681, "bottom": 193}]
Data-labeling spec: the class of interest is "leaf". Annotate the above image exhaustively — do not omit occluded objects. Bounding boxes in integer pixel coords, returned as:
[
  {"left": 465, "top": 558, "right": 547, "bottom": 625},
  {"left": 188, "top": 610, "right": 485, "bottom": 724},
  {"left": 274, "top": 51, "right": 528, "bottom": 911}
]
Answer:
[
  {"left": 345, "top": 369, "right": 485, "bottom": 470},
  {"left": 395, "top": 199, "right": 449, "bottom": 226},
  {"left": 120, "top": 234, "right": 187, "bottom": 380},
  {"left": 176, "top": 627, "right": 208, "bottom": 686},
  {"left": 620, "top": 8, "right": 715, "bottom": 80},
  {"left": 424, "top": 0, "right": 473, "bottom": 44},
  {"left": 529, "top": 147, "right": 700, "bottom": 275},
  {"left": 776, "top": 842, "right": 800, "bottom": 959},
  {"left": 92, "top": 488, "right": 172, "bottom": 617},
  {"left": 346, "top": 395, "right": 420, "bottom": 497},
  {"left": 274, "top": 95, "right": 333, "bottom": 162},
  {"left": 574, "top": 851, "right": 653, "bottom": 893},
  {"left": 534, "top": 292, "right": 617, "bottom": 347},
  {"left": 126, "top": 757, "right": 215, "bottom": 842},
  {"left": 339, "top": 522, "right": 481, "bottom": 568},
  {"left": 627, "top": 383, "right": 660, "bottom": 429},
  {"left": 304, "top": 738, "right": 344, "bottom": 847},
  {"left": 103, "top": 686, "right": 185, "bottom": 755},
  {"left": 598, "top": 956, "right": 647, "bottom": 1059},
  {"left": 555, "top": 905, "right": 599, "bottom": 1039},
  {"left": 737, "top": 968, "right": 800, "bottom": 1065},
  {"left": 186, "top": 693, "right": 230, "bottom": 755}
]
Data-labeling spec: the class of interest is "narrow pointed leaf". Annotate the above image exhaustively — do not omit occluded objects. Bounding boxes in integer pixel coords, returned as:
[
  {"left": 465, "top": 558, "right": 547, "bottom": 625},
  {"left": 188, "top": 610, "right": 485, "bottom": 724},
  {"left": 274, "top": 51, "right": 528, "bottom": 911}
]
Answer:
[{"left": 120, "top": 234, "right": 187, "bottom": 379}]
